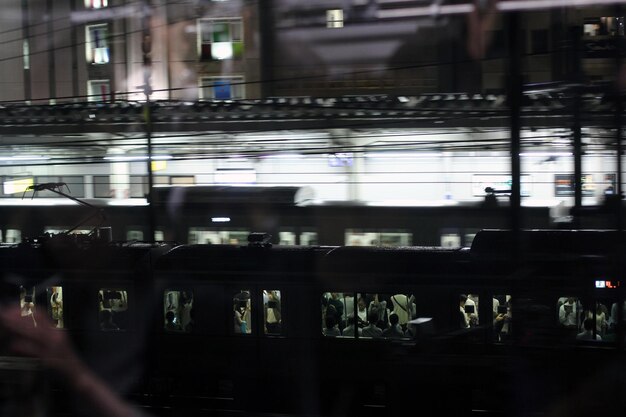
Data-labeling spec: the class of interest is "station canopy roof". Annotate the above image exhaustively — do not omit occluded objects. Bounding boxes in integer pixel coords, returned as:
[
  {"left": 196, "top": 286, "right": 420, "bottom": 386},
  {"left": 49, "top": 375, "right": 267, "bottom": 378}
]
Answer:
[{"left": 0, "top": 85, "right": 621, "bottom": 165}]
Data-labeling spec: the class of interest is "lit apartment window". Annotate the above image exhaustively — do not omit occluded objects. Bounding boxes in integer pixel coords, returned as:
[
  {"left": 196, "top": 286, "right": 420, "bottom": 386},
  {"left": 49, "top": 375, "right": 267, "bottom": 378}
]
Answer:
[
  {"left": 327, "top": 9, "right": 344, "bottom": 28},
  {"left": 88, "top": 80, "right": 110, "bottom": 102},
  {"left": 198, "top": 19, "right": 243, "bottom": 60},
  {"left": 86, "top": 24, "right": 109, "bottom": 64},
  {"left": 85, "top": 0, "right": 108, "bottom": 8},
  {"left": 200, "top": 76, "right": 245, "bottom": 100}
]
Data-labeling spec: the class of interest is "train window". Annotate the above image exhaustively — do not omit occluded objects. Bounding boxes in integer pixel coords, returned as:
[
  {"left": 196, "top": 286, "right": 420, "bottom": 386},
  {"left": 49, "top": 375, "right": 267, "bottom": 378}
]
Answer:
[
  {"left": 441, "top": 233, "right": 461, "bottom": 248},
  {"left": 164, "top": 290, "right": 194, "bottom": 332},
  {"left": 345, "top": 231, "right": 378, "bottom": 246},
  {"left": 5, "top": 229, "right": 21, "bottom": 243},
  {"left": 263, "top": 290, "right": 282, "bottom": 335},
  {"left": 379, "top": 233, "right": 411, "bottom": 247},
  {"left": 278, "top": 232, "right": 296, "bottom": 245},
  {"left": 493, "top": 294, "right": 512, "bottom": 342},
  {"left": 345, "top": 230, "right": 411, "bottom": 247},
  {"left": 234, "top": 290, "right": 252, "bottom": 334},
  {"left": 45, "top": 227, "right": 91, "bottom": 235},
  {"left": 46, "top": 287, "right": 64, "bottom": 329},
  {"left": 19, "top": 286, "right": 37, "bottom": 327},
  {"left": 459, "top": 294, "right": 478, "bottom": 329},
  {"left": 98, "top": 289, "right": 128, "bottom": 331},
  {"left": 155, "top": 230, "right": 164, "bottom": 241},
  {"left": 321, "top": 292, "right": 354, "bottom": 337},
  {"left": 300, "top": 231, "right": 318, "bottom": 246},
  {"left": 557, "top": 296, "right": 582, "bottom": 332},
  {"left": 93, "top": 175, "right": 111, "bottom": 198},
  {"left": 127, "top": 230, "right": 144, "bottom": 241},
  {"left": 464, "top": 232, "right": 478, "bottom": 247},
  {"left": 577, "top": 300, "right": 612, "bottom": 342},
  {"left": 189, "top": 228, "right": 250, "bottom": 245}
]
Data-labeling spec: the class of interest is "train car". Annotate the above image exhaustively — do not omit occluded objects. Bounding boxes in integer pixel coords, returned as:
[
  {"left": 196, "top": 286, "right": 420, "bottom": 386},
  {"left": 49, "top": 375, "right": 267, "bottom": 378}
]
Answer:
[
  {"left": 0, "top": 186, "right": 554, "bottom": 249},
  {"left": 2, "top": 229, "right": 625, "bottom": 417},
  {"left": 0, "top": 233, "right": 171, "bottom": 416}
]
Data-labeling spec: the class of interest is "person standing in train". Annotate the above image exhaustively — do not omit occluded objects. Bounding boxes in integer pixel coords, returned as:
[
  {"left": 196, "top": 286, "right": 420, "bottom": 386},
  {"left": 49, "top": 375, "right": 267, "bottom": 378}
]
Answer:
[{"left": 559, "top": 297, "right": 579, "bottom": 329}]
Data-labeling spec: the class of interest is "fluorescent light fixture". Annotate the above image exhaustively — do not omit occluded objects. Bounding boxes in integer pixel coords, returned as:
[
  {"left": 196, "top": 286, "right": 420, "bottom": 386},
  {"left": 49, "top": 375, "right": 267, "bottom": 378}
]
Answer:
[
  {"left": 364, "top": 152, "right": 443, "bottom": 159},
  {"left": 211, "top": 217, "right": 231, "bottom": 223},
  {"left": 519, "top": 152, "right": 572, "bottom": 157},
  {"left": 106, "top": 199, "right": 149, "bottom": 206},
  {"left": 0, "top": 156, "right": 50, "bottom": 161},
  {"left": 366, "top": 199, "right": 459, "bottom": 207},
  {"left": 266, "top": 153, "right": 304, "bottom": 159},
  {"left": 104, "top": 155, "right": 172, "bottom": 162},
  {"left": 215, "top": 169, "right": 256, "bottom": 184}
]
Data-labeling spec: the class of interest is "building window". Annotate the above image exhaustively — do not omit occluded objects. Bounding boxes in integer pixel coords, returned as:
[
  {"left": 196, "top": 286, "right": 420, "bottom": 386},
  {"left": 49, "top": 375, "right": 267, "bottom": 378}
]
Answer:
[
  {"left": 86, "top": 24, "right": 109, "bottom": 64},
  {"left": 198, "top": 19, "right": 243, "bottom": 60},
  {"left": 200, "top": 76, "right": 245, "bottom": 100},
  {"left": 88, "top": 80, "right": 110, "bottom": 102},
  {"left": 85, "top": 0, "right": 108, "bottom": 8},
  {"left": 327, "top": 9, "right": 344, "bottom": 28}
]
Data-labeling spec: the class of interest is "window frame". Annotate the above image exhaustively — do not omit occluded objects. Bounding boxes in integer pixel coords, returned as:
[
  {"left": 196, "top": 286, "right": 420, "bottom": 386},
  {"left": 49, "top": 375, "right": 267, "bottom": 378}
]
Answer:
[{"left": 197, "top": 18, "right": 244, "bottom": 61}]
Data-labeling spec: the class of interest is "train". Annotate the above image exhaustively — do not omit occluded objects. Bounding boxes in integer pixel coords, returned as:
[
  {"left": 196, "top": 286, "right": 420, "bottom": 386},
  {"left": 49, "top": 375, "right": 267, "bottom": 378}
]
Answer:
[
  {"left": 1, "top": 228, "right": 626, "bottom": 417},
  {"left": 0, "top": 185, "right": 561, "bottom": 248}
]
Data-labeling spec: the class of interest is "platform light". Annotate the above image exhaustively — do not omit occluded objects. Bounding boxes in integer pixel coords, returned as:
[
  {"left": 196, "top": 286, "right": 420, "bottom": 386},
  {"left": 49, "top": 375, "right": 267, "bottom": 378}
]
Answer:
[
  {"left": 0, "top": 156, "right": 50, "bottom": 161},
  {"left": 211, "top": 217, "right": 231, "bottom": 223},
  {"left": 104, "top": 155, "right": 172, "bottom": 162}
]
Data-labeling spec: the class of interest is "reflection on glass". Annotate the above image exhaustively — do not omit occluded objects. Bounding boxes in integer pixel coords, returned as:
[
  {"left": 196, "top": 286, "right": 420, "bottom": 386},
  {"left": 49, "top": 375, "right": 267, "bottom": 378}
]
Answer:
[
  {"left": 47, "top": 286, "right": 63, "bottom": 328},
  {"left": 19, "top": 286, "right": 37, "bottom": 327},
  {"left": 263, "top": 290, "right": 282, "bottom": 335},
  {"left": 493, "top": 294, "right": 512, "bottom": 342},
  {"left": 164, "top": 290, "right": 194, "bottom": 332},
  {"left": 98, "top": 289, "right": 128, "bottom": 331},
  {"left": 234, "top": 290, "right": 251, "bottom": 334}
]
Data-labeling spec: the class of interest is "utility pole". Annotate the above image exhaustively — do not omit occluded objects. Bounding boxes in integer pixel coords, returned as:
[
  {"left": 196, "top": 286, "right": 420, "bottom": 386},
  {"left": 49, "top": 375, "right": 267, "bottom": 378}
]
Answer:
[{"left": 142, "top": 0, "right": 156, "bottom": 243}]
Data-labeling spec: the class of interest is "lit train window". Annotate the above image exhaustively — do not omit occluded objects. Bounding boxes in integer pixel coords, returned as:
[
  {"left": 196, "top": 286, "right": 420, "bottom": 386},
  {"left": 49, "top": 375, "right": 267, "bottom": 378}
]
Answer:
[
  {"left": 300, "top": 232, "right": 317, "bottom": 246},
  {"left": 47, "top": 287, "right": 64, "bottom": 329},
  {"left": 376, "top": 293, "right": 415, "bottom": 339},
  {"left": 563, "top": 297, "right": 613, "bottom": 343},
  {"left": 263, "top": 290, "right": 282, "bottom": 335},
  {"left": 98, "top": 289, "right": 128, "bottom": 331},
  {"left": 19, "top": 286, "right": 37, "bottom": 327},
  {"left": 234, "top": 290, "right": 252, "bottom": 334},
  {"left": 459, "top": 293, "right": 478, "bottom": 329},
  {"left": 557, "top": 296, "right": 582, "bottom": 332},
  {"left": 493, "top": 294, "right": 512, "bottom": 342},
  {"left": 45, "top": 227, "right": 91, "bottom": 235},
  {"left": 321, "top": 292, "right": 353, "bottom": 337},
  {"left": 5, "top": 229, "right": 21, "bottom": 243},
  {"left": 189, "top": 228, "right": 250, "bottom": 245},
  {"left": 345, "top": 231, "right": 378, "bottom": 246},
  {"left": 127, "top": 230, "right": 143, "bottom": 241},
  {"left": 278, "top": 232, "right": 296, "bottom": 245},
  {"left": 346, "top": 230, "right": 412, "bottom": 247},
  {"left": 441, "top": 233, "right": 461, "bottom": 248},
  {"left": 164, "top": 290, "right": 194, "bottom": 332},
  {"left": 379, "top": 233, "right": 411, "bottom": 247}
]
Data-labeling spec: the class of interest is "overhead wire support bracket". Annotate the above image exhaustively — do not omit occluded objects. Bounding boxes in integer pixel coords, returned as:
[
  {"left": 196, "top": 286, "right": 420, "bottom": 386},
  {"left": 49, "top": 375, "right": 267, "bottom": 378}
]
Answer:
[{"left": 23, "top": 182, "right": 106, "bottom": 236}]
